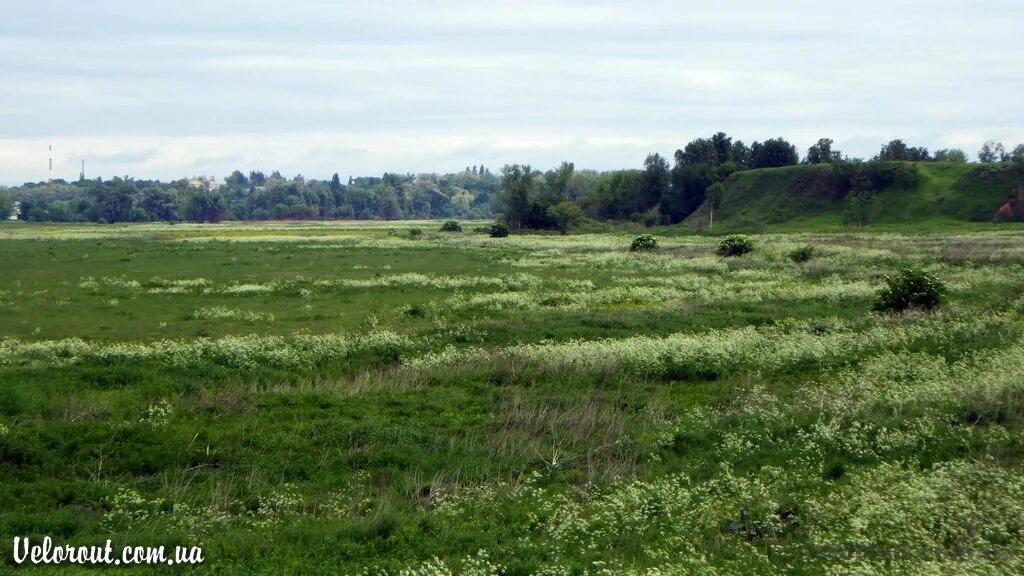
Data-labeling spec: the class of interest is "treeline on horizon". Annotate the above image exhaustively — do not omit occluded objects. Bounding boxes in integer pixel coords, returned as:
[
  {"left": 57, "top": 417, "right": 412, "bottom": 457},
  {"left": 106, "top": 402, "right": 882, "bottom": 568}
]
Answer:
[{"left": 2, "top": 135, "right": 1023, "bottom": 226}]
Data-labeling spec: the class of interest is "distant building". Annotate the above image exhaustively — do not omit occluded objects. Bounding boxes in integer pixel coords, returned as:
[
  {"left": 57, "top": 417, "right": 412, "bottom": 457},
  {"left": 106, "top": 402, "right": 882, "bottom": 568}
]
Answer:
[
  {"left": 8, "top": 201, "right": 20, "bottom": 220},
  {"left": 188, "top": 176, "right": 222, "bottom": 192}
]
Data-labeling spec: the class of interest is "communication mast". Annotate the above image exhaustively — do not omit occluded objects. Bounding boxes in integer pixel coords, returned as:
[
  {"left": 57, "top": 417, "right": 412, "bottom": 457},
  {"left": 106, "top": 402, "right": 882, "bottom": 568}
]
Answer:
[{"left": 48, "top": 144, "right": 53, "bottom": 184}]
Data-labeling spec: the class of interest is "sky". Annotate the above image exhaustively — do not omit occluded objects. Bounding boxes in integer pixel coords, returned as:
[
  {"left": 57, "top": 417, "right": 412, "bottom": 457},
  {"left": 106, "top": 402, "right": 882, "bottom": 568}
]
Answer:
[{"left": 1, "top": 0, "right": 1022, "bottom": 184}]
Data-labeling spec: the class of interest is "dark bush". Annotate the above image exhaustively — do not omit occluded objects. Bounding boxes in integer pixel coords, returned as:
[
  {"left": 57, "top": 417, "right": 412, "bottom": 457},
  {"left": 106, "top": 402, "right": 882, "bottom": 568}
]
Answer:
[
  {"left": 630, "top": 234, "right": 659, "bottom": 252},
  {"left": 716, "top": 234, "right": 753, "bottom": 257},
  {"left": 489, "top": 222, "right": 510, "bottom": 238},
  {"left": 408, "top": 228, "right": 423, "bottom": 239},
  {"left": 874, "top": 268, "right": 946, "bottom": 313},
  {"left": 788, "top": 245, "right": 815, "bottom": 263},
  {"left": 835, "top": 161, "right": 920, "bottom": 193},
  {"left": 440, "top": 220, "right": 462, "bottom": 232}
]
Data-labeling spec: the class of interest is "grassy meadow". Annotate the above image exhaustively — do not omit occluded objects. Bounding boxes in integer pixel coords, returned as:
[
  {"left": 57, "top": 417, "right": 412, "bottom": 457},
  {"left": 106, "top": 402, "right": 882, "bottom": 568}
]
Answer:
[
  {"left": 685, "top": 161, "right": 1023, "bottom": 232},
  {"left": 2, "top": 220, "right": 1024, "bottom": 574}
]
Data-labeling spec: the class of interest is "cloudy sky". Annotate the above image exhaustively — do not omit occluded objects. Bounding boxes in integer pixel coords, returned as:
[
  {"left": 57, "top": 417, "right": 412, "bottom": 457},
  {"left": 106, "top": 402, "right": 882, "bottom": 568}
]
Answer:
[{"left": 1, "top": 0, "right": 1022, "bottom": 184}]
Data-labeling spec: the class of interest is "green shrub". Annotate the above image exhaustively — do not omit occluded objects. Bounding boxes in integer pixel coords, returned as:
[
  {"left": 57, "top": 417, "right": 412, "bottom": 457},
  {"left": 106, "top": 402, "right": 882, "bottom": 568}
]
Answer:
[
  {"left": 788, "top": 245, "right": 815, "bottom": 263},
  {"left": 408, "top": 228, "right": 423, "bottom": 239},
  {"left": 440, "top": 220, "right": 462, "bottom": 232},
  {"left": 403, "top": 304, "right": 426, "bottom": 318},
  {"left": 489, "top": 222, "right": 510, "bottom": 238},
  {"left": 630, "top": 234, "right": 659, "bottom": 252},
  {"left": 716, "top": 234, "right": 753, "bottom": 257},
  {"left": 843, "top": 190, "right": 875, "bottom": 226},
  {"left": 874, "top": 268, "right": 946, "bottom": 313}
]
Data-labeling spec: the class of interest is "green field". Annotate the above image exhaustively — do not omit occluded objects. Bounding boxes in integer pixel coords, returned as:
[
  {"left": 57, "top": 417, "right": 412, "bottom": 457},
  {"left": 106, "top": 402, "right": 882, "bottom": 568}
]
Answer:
[{"left": 2, "top": 221, "right": 1024, "bottom": 574}]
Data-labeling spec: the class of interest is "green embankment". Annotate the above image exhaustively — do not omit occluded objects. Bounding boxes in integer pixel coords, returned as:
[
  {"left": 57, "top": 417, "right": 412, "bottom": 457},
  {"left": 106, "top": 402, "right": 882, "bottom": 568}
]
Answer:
[{"left": 687, "top": 161, "right": 1023, "bottom": 231}]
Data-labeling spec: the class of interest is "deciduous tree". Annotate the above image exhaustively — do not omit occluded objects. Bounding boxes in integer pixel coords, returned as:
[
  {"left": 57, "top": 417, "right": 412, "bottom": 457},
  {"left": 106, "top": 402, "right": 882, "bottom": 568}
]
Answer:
[
  {"left": 641, "top": 153, "right": 670, "bottom": 210},
  {"left": 805, "top": 138, "right": 841, "bottom": 164},
  {"left": 752, "top": 138, "right": 799, "bottom": 168},
  {"left": 978, "top": 141, "right": 1008, "bottom": 163}
]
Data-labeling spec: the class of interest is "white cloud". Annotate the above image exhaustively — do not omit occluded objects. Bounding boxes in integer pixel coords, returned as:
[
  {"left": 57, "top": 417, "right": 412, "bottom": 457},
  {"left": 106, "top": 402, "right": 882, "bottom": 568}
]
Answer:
[{"left": 0, "top": 0, "right": 1022, "bottom": 183}]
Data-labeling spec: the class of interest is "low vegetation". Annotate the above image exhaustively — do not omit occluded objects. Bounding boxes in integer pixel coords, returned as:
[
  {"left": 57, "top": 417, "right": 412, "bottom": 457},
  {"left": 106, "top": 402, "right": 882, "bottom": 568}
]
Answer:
[
  {"left": 629, "top": 233, "right": 659, "bottom": 252},
  {"left": 716, "top": 233, "right": 753, "bottom": 256},
  {"left": 1, "top": 221, "right": 1023, "bottom": 574},
  {"left": 874, "top": 267, "right": 948, "bottom": 313},
  {"left": 788, "top": 244, "right": 815, "bottom": 263},
  {"left": 488, "top": 221, "right": 509, "bottom": 238}
]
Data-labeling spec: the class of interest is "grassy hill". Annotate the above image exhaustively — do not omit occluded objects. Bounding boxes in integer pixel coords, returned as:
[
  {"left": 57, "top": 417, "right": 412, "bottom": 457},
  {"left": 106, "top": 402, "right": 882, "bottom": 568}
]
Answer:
[{"left": 685, "top": 161, "right": 1024, "bottom": 231}]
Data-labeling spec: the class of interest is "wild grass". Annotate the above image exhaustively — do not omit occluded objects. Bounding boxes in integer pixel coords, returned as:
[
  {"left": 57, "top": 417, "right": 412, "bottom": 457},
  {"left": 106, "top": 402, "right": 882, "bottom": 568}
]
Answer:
[{"left": 1, "top": 221, "right": 1023, "bottom": 574}]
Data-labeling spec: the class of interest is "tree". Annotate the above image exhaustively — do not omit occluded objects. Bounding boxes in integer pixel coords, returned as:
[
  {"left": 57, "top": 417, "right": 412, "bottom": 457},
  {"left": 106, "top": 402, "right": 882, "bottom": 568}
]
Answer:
[
  {"left": 661, "top": 162, "right": 712, "bottom": 223},
  {"left": 676, "top": 133, "right": 736, "bottom": 167},
  {"left": 548, "top": 200, "right": 583, "bottom": 234},
  {"left": 0, "top": 190, "right": 12, "bottom": 219},
  {"left": 185, "top": 190, "right": 227, "bottom": 223},
  {"left": 500, "top": 164, "right": 535, "bottom": 230},
  {"left": 641, "top": 153, "right": 670, "bottom": 210},
  {"left": 543, "top": 161, "right": 575, "bottom": 204},
  {"left": 225, "top": 170, "right": 248, "bottom": 189},
  {"left": 330, "top": 173, "right": 342, "bottom": 192},
  {"left": 676, "top": 138, "right": 717, "bottom": 167},
  {"left": 141, "top": 187, "right": 181, "bottom": 221},
  {"left": 378, "top": 188, "right": 404, "bottom": 220},
  {"left": 94, "top": 177, "right": 136, "bottom": 223},
  {"left": 585, "top": 170, "right": 644, "bottom": 220},
  {"left": 877, "top": 139, "right": 910, "bottom": 161},
  {"left": 907, "top": 147, "right": 931, "bottom": 162},
  {"left": 876, "top": 139, "right": 930, "bottom": 162},
  {"left": 978, "top": 141, "right": 1007, "bottom": 163},
  {"left": 1012, "top": 144, "right": 1024, "bottom": 162},
  {"left": 805, "top": 138, "right": 841, "bottom": 164},
  {"left": 933, "top": 148, "right": 968, "bottom": 163},
  {"left": 751, "top": 138, "right": 799, "bottom": 168},
  {"left": 731, "top": 140, "right": 752, "bottom": 168},
  {"left": 566, "top": 171, "right": 588, "bottom": 202},
  {"left": 48, "top": 200, "right": 73, "bottom": 222},
  {"left": 711, "top": 132, "right": 733, "bottom": 165},
  {"left": 705, "top": 182, "right": 725, "bottom": 231}
]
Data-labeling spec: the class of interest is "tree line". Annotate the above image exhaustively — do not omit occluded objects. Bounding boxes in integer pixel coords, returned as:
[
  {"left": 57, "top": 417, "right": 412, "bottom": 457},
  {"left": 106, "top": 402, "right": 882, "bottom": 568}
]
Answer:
[
  {"left": 497, "top": 135, "right": 1024, "bottom": 230},
  {"left": 3, "top": 136, "right": 1022, "bottom": 225},
  {"left": 0, "top": 167, "right": 499, "bottom": 223}
]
